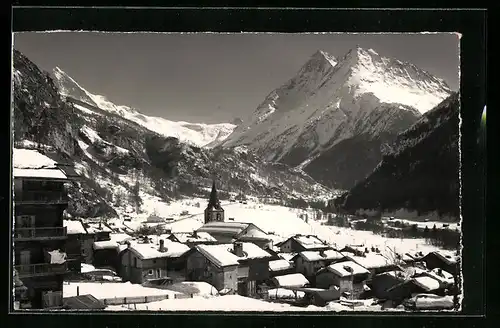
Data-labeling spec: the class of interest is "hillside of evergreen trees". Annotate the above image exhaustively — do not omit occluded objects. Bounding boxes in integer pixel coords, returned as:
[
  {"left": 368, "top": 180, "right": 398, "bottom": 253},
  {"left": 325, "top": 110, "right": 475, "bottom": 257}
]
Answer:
[{"left": 336, "top": 93, "right": 460, "bottom": 220}]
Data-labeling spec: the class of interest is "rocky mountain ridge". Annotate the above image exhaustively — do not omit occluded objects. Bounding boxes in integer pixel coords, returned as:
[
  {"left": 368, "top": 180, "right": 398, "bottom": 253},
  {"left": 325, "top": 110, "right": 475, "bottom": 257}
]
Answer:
[{"left": 220, "top": 46, "right": 453, "bottom": 189}]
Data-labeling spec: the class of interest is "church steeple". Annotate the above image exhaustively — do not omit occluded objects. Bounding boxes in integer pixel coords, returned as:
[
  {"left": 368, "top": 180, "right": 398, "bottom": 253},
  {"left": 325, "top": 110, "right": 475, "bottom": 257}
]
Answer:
[
  {"left": 204, "top": 178, "right": 224, "bottom": 224},
  {"left": 208, "top": 179, "right": 221, "bottom": 209}
]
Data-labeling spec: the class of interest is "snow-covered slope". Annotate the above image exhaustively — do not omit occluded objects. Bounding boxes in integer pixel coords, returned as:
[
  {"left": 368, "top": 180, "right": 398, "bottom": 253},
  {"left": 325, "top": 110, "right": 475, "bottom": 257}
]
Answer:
[
  {"left": 13, "top": 49, "right": 333, "bottom": 219},
  {"left": 221, "top": 47, "right": 452, "bottom": 167},
  {"left": 52, "top": 67, "right": 236, "bottom": 148}
]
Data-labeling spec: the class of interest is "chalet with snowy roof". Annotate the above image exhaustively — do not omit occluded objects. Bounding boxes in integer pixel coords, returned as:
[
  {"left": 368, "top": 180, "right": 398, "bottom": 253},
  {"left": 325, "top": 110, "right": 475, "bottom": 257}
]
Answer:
[
  {"left": 278, "top": 252, "right": 297, "bottom": 263},
  {"left": 13, "top": 148, "right": 70, "bottom": 309},
  {"left": 384, "top": 275, "right": 445, "bottom": 306},
  {"left": 196, "top": 221, "right": 272, "bottom": 248},
  {"left": 184, "top": 241, "right": 272, "bottom": 296},
  {"left": 292, "top": 249, "right": 346, "bottom": 279},
  {"left": 167, "top": 231, "right": 218, "bottom": 248},
  {"left": 84, "top": 221, "right": 112, "bottom": 241},
  {"left": 268, "top": 259, "right": 295, "bottom": 277},
  {"left": 92, "top": 233, "right": 133, "bottom": 273},
  {"left": 339, "top": 244, "right": 370, "bottom": 257},
  {"left": 204, "top": 180, "right": 225, "bottom": 224},
  {"left": 370, "top": 270, "right": 408, "bottom": 300},
  {"left": 120, "top": 238, "right": 189, "bottom": 284},
  {"left": 421, "top": 268, "right": 455, "bottom": 289},
  {"left": 422, "top": 251, "right": 459, "bottom": 276},
  {"left": 346, "top": 253, "right": 402, "bottom": 280},
  {"left": 315, "top": 261, "right": 371, "bottom": 298},
  {"left": 276, "top": 234, "right": 330, "bottom": 253},
  {"left": 271, "top": 273, "right": 310, "bottom": 288}
]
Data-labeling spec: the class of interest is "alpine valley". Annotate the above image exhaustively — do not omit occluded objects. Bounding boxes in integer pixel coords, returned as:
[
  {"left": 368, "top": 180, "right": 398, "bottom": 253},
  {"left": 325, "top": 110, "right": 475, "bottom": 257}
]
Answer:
[{"left": 11, "top": 46, "right": 459, "bottom": 221}]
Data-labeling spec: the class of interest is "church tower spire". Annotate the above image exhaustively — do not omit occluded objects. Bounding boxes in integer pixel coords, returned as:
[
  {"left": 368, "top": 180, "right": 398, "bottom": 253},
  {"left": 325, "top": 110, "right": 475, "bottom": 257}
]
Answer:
[
  {"left": 204, "top": 178, "right": 225, "bottom": 224},
  {"left": 208, "top": 179, "right": 221, "bottom": 209}
]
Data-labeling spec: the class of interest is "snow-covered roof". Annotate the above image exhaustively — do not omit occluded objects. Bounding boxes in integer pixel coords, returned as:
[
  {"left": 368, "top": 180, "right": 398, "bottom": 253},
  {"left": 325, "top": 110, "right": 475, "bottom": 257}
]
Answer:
[
  {"left": 278, "top": 252, "right": 297, "bottom": 262},
  {"left": 92, "top": 233, "right": 133, "bottom": 250},
  {"left": 298, "top": 249, "right": 345, "bottom": 262},
  {"left": 291, "top": 234, "right": 329, "bottom": 250},
  {"left": 237, "top": 226, "right": 271, "bottom": 240},
  {"left": 13, "top": 148, "right": 57, "bottom": 169},
  {"left": 431, "top": 251, "right": 458, "bottom": 266},
  {"left": 128, "top": 240, "right": 189, "bottom": 260},
  {"left": 425, "top": 268, "right": 455, "bottom": 285},
  {"left": 347, "top": 253, "right": 393, "bottom": 270},
  {"left": 197, "top": 221, "right": 250, "bottom": 235},
  {"left": 272, "top": 273, "right": 309, "bottom": 287},
  {"left": 64, "top": 220, "right": 87, "bottom": 235},
  {"left": 412, "top": 276, "right": 441, "bottom": 291},
  {"left": 401, "top": 253, "right": 417, "bottom": 262},
  {"left": 109, "top": 233, "right": 133, "bottom": 244},
  {"left": 85, "top": 223, "right": 113, "bottom": 233},
  {"left": 171, "top": 232, "right": 216, "bottom": 243},
  {"left": 326, "top": 261, "right": 370, "bottom": 277},
  {"left": 269, "top": 259, "right": 294, "bottom": 272},
  {"left": 93, "top": 240, "right": 120, "bottom": 250},
  {"left": 13, "top": 168, "right": 67, "bottom": 180},
  {"left": 196, "top": 242, "right": 272, "bottom": 268}
]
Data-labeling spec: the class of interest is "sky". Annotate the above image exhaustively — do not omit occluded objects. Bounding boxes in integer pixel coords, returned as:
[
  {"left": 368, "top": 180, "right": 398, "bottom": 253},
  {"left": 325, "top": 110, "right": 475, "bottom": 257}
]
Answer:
[{"left": 13, "top": 32, "right": 460, "bottom": 124}]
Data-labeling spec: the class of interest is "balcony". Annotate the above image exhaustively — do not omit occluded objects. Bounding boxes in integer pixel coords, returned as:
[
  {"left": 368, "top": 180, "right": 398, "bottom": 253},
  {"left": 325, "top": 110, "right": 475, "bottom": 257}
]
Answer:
[
  {"left": 15, "top": 191, "right": 69, "bottom": 205},
  {"left": 14, "top": 262, "right": 68, "bottom": 278},
  {"left": 14, "top": 227, "right": 67, "bottom": 241}
]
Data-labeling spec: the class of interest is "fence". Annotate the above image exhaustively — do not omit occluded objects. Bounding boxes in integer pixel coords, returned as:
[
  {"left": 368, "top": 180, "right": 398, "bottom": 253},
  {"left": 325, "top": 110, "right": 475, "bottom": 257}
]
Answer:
[{"left": 101, "top": 293, "right": 194, "bottom": 306}]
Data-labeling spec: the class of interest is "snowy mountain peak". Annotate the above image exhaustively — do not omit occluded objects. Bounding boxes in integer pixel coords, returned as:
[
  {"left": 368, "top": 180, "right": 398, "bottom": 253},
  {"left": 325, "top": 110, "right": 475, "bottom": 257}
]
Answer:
[
  {"left": 221, "top": 46, "right": 453, "bottom": 177},
  {"left": 51, "top": 68, "right": 236, "bottom": 148}
]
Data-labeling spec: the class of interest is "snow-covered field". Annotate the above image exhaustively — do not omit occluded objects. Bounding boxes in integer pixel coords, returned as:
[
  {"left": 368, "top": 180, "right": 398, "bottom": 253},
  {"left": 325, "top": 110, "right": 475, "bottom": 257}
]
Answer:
[
  {"left": 137, "top": 200, "right": 454, "bottom": 259},
  {"left": 106, "top": 294, "right": 390, "bottom": 312},
  {"left": 63, "top": 282, "right": 181, "bottom": 299}
]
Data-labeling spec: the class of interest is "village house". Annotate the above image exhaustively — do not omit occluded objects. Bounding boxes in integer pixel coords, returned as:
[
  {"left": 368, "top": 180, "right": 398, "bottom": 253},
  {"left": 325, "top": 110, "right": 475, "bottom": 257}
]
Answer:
[
  {"left": 422, "top": 251, "right": 459, "bottom": 276},
  {"left": 120, "top": 239, "right": 189, "bottom": 284},
  {"left": 268, "top": 259, "right": 295, "bottom": 278},
  {"left": 384, "top": 275, "right": 445, "bottom": 307},
  {"left": 85, "top": 221, "right": 112, "bottom": 242},
  {"left": 339, "top": 244, "right": 370, "bottom": 257},
  {"left": 315, "top": 261, "right": 370, "bottom": 299},
  {"left": 13, "top": 148, "right": 70, "bottom": 309},
  {"left": 92, "top": 233, "right": 133, "bottom": 273},
  {"left": 397, "top": 252, "right": 421, "bottom": 267},
  {"left": 184, "top": 242, "right": 272, "bottom": 296},
  {"left": 370, "top": 270, "right": 408, "bottom": 300},
  {"left": 196, "top": 221, "right": 273, "bottom": 249},
  {"left": 167, "top": 231, "right": 218, "bottom": 248},
  {"left": 276, "top": 234, "right": 331, "bottom": 253},
  {"left": 421, "top": 268, "right": 455, "bottom": 288},
  {"left": 292, "top": 249, "right": 346, "bottom": 279},
  {"left": 278, "top": 252, "right": 297, "bottom": 263},
  {"left": 345, "top": 253, "right": 402, "bottom": 281},
  {"left": 64, "top": 219, "right": 91, "bottom": 273},
  {"left": 271, "top": 273, "right": 310, "bottom": 288}
]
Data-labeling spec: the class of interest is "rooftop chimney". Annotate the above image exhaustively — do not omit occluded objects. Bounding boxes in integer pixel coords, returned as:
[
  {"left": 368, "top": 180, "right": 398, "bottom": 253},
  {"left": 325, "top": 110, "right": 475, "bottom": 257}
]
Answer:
[
  {"left": 159, "top": 239, "right": 165, "bottom": 252},
  {"left": 192, "top": 230, "right": 198, "bottom": 238},
  {"left": 319, "top": 249, "right": 326, "bottom": 257},
  {"left": 233, "top": 242, "right": 244, "bottom": 257}
]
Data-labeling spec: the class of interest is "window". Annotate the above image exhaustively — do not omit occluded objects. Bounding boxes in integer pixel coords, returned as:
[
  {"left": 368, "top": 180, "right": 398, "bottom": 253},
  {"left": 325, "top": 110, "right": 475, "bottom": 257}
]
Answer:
[
  {"left": 133, "top": 258, "right": 138, "bottom": 268},
  {"left": 153, "top": 260, "right": 157, "bottom": 264},
  {"left": 148, "top": 270, "right": 153, "bottom": 275}
]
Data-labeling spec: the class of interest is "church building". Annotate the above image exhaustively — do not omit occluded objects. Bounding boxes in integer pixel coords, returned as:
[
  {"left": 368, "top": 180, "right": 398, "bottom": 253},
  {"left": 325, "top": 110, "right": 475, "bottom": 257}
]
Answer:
[{"left": 204, "top": 180, "right": 225, "bottom": 224}]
